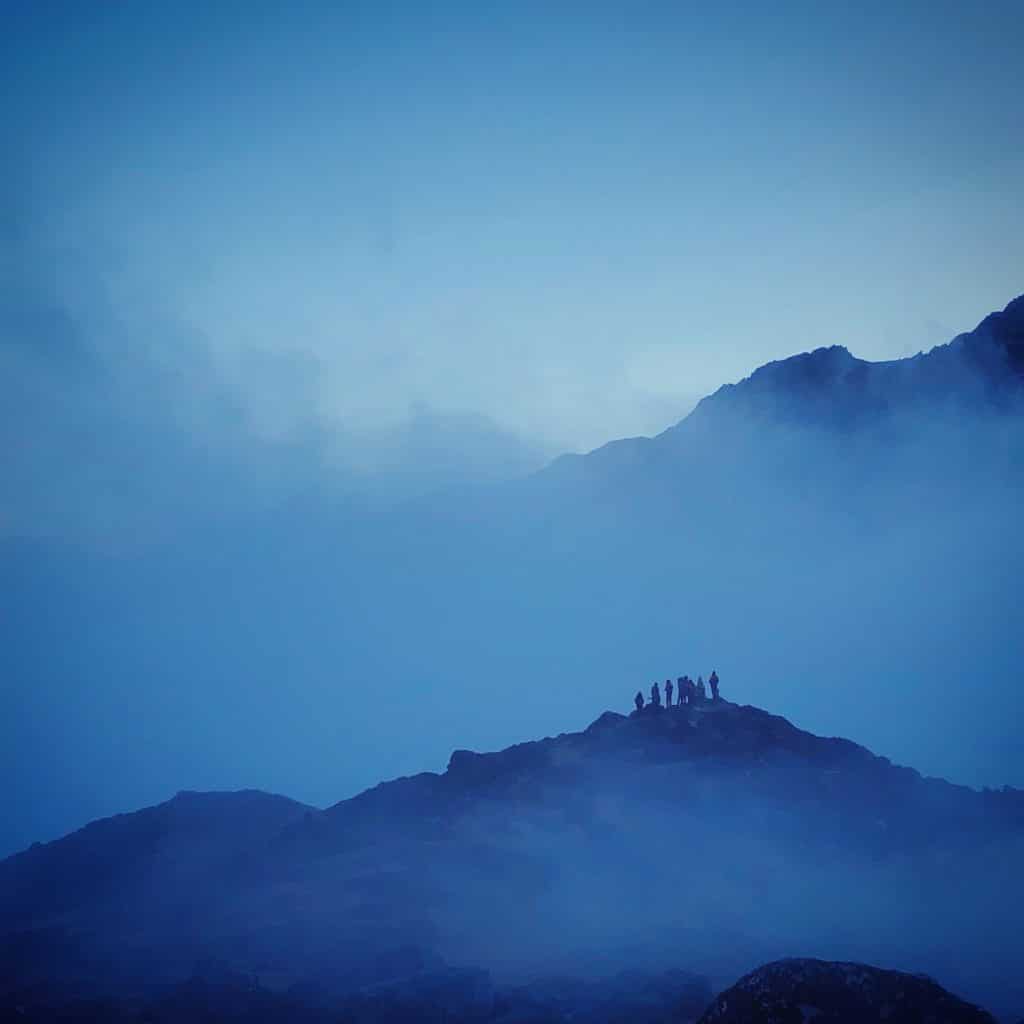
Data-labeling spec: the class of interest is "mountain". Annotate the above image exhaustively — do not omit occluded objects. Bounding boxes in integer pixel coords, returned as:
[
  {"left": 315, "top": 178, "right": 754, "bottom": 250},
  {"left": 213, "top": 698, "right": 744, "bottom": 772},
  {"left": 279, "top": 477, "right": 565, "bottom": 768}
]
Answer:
[
  {"left": 555, "top": 292, "right": 1024, "bottom": 470},
  {"left": 0, "top": 789, "right": 312, "bottom": 930},
  {"left": 3, "top": 702, "right": 1023, "bottom": 1017},
  {"left": 3, "top": 295, "right": 1023, "bottom": 1022},
  {"left": 505, "top": 294, "right": 1024, "bottom": 624},
  {"left": 691, "top": 292, "right": 1024, "bottom": 426},
  {"left": 465, "top": 300, "right": 1024, "bottom": 564}
]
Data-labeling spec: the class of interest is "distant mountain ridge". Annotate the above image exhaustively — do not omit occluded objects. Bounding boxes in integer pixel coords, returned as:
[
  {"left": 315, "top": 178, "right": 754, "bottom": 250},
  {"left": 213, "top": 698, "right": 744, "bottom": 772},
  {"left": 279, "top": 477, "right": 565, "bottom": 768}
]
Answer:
[
  {"left": 544, "top": 293, "right": 1024, "bottom": 481},
  {"left": 688, "top": 292, "right": 1024, "bottom": 423}
]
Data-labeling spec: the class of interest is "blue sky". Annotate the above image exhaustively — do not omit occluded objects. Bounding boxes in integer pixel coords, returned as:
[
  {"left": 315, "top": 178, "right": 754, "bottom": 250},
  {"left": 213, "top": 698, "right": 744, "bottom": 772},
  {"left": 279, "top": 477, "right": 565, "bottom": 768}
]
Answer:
[{"left": 5, "top": 1, "right": 1023, "bottom": 453}]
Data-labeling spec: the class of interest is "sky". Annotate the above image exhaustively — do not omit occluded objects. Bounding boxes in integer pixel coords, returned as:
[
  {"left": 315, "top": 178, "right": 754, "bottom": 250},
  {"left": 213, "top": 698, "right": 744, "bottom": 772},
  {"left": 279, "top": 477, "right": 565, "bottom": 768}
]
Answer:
[
  {"left": 4, "top": 1, "right": 1024, "bottom": 455},
  {"left": 2, "top": 2, "right": 1024, "bottom": 858}
]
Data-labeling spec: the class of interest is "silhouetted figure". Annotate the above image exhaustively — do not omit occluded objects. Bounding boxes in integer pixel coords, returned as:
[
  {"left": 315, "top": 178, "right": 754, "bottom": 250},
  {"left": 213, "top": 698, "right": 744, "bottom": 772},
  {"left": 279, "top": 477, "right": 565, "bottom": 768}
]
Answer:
[
  {"left": 684, "top": 675, "right": 696, "bottom": 705},
  {"left": 635, "top": 691, "right": 644, "bottom": 712},
  {"left": 709, "top": 669, "right": 720, "bottom": 702},
  {"left": 676, "top": 677, "right": 686, "bottom": 706},
  {"left": 651, "top": 682, "right": 662, "bottom": 707},
  {"left": 665, "top": 678, "right": 674, "bottom": 706},
  {"left": 696, "top": 675, "right": 707, "bottom": 704}
]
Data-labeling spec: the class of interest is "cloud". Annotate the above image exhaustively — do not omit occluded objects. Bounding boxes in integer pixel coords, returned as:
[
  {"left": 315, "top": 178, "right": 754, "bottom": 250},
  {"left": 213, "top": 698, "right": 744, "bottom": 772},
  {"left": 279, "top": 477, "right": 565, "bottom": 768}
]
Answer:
[{"left": 0, "top": 222, "right": 551, "bottom": 545}]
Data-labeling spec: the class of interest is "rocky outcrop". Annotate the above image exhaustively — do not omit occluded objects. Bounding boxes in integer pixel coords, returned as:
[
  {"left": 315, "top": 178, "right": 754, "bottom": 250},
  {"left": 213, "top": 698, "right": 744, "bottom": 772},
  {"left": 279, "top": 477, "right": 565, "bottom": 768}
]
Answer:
[{"left": 699, "top": 958, "right": 996, "bottom": 1024}]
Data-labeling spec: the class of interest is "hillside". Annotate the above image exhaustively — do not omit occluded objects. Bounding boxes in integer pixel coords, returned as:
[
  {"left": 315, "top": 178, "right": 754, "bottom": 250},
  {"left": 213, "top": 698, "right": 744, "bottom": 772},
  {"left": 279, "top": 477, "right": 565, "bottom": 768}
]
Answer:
[{"left": 3, "top": 701, "right": 1023, "bottom": 1016}]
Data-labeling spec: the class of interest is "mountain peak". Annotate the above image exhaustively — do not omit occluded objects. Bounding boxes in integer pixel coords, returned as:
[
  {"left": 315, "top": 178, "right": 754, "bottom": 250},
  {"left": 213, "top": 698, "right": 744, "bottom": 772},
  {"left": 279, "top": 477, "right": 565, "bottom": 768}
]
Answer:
[
  {"left": 950, "top": 292, "right": 1024, "bottom": 373},
  {"left": 708, "top": 344, "right": 860, "bottom": 400},
  {"left": 679, "top": 293, "right": 1024, "bottom": 436},
  {"left": 680, "top": 342, "right": 876, "bottom": 434},
  {"left": 756, "top": 343, "right": 858, "bottom": 376},
  {"left": 411, "top": 700, "right": 1024, "bottom": 835}
]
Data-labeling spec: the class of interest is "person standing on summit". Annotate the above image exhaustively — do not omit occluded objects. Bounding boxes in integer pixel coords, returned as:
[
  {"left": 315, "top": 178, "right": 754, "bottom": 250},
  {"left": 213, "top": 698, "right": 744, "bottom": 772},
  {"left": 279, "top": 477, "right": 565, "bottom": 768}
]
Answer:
[
  {"left": 635, "top": 691, "right": 644, "bottom": 712},
  {"left": 651, "top": 682, "right": 662, "bottom": 707},
  {"left": 665, "top": 678, "right": 674, "bottom": 707},
  {"left": 709, "top": 670, "right": 720, "bottom": 702}
]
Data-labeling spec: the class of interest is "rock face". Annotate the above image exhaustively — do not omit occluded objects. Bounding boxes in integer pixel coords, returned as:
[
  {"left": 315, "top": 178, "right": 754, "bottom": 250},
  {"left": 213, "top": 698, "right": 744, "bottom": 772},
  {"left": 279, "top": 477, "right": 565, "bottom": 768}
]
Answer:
[{"left": 699, "top": 958, "right": 996, "bottom": 1024}]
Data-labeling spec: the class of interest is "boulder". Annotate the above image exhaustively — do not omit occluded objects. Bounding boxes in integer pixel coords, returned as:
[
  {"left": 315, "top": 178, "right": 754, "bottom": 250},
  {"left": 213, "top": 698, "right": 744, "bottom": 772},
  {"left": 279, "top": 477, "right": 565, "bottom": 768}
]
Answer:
[{"left": 699, "top": 958, "right": 996, "bottom": 1024}]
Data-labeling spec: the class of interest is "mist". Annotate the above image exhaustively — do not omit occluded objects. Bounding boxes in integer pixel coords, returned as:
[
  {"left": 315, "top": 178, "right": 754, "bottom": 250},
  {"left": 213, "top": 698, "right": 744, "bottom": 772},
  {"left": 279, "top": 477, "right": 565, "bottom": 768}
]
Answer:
[
  {"left": 4, "top": 264, "right": 1024, "bottom": 865},
  {"left": 428, "top": 761, "right": 1024, "bottom": 1013}
]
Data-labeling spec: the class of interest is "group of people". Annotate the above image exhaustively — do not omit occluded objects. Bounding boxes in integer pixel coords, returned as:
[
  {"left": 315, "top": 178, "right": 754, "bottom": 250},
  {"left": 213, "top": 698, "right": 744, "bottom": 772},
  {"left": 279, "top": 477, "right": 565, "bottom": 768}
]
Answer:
[{"left": 634, "top": 670, "right": 720, "bottom": 712}]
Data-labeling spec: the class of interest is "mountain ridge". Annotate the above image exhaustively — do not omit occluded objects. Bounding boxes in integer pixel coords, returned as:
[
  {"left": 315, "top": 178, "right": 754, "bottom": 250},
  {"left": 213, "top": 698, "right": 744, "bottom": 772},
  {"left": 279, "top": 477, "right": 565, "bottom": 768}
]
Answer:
[
  {"left": 541, "top": 292, "right": 1024, "bottom": 481},
  {"left": 668, "top": 291, "right": 1024, "bottom": 434}
]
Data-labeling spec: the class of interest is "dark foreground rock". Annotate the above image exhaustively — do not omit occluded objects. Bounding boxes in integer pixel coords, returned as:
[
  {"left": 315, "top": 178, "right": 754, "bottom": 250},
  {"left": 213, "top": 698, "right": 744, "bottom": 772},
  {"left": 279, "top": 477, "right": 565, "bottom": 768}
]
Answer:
[{"left": 699, "top": 958, "right": 996, "bottom": 1024}]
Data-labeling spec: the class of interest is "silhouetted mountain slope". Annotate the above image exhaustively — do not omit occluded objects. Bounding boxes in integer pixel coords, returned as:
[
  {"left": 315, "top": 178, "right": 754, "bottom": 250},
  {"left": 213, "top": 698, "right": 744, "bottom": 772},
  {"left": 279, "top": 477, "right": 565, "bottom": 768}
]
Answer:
[
  {"left": 699, "top": 958, "right": 996, "bottom": 1024},
  {"left": 692, "top": 292, "right": 1024, "bottom": 428},
  {"left": 542, "top": 293, "right": 1024, "bottom": 489},
  {"left": 320, "top": 702, "right": 1023, "bottom": 850},
  {"left": 2, "top": 704, "right": 1023, "bottom": 1015},
  {"left": 0, "top": 790, "right": 311, "bottom": 930}
]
